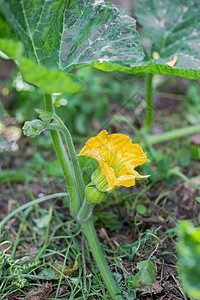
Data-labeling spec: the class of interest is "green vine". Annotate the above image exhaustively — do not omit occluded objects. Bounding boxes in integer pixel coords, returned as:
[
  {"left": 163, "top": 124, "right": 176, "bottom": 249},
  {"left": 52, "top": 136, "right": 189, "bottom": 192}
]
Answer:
[{"left": 0, "top": 241, "right": 40, "bottom": 288}]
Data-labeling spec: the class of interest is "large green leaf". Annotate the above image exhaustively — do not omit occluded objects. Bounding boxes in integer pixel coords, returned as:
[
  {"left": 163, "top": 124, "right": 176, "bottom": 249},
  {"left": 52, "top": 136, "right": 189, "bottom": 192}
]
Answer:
[
  {"left": 0, "top": 39, "right": 84, "bottom": 94},
  {"left": 177, "top": 221, "right": 200, "bottom": 298},
  {"left": 0, "top": 0, "right": 144, "bottom": 72},
  {"left": 133, "top": 0, "right": 200, "bottom": 79},
  {"left": 2, "top": 0, "right": 198, "bottom": 80},
  {"left": 19, "top": 57, "right": 85, "bottom": 94}
]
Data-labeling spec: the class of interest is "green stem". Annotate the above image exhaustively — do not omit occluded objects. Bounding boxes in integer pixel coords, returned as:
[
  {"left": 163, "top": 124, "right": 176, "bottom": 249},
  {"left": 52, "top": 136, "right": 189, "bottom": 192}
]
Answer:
[
  {"left": 78, "top": 199, "right": 95, "bottom": 222},
  {"left": 147, "top": 123, "right": 200, "bottom": 144},
  {"left": 62, "top": 126, "right": 85, "bottom": 203},
  {"left": 82, "top": 218, "right": 123, "bottom": 300},
  {"left": 167, "top": 168, "right": 199, "bottom": 190},
  {"left": 49, "top": 114, "right": 85, "bottom": 204},
  {"left": 148, "top": 233, "right": 159, "bottom": 260},
  {"left": 142, "top": 73, "right": 153, "bottom": 134},
  {"left": 44, "top": 94, "right": 80, "bottom": 217}
]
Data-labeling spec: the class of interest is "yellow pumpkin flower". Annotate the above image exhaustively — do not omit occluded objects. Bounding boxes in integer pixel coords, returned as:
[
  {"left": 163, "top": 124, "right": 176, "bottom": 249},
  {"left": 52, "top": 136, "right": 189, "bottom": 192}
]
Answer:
[{"left": 78, "top": 130, "right": 149, "bottom": 191}]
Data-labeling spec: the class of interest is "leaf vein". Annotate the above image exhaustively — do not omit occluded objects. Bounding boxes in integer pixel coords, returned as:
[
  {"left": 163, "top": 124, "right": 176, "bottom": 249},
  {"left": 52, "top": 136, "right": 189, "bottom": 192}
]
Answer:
[{"left": 19, "top": 0, "right": 40, "bottom": 64}]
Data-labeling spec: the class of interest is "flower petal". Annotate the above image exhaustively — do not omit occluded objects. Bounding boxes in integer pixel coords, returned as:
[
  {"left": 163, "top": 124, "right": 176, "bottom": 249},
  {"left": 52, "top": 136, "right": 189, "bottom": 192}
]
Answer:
[
  {"left": 79, "top": 130, "right": 149, "bottom": 190},
  {"left": 111, "top": 174, "right": 136, "bottom": 189},
  {"left": 79, "top": 130, "right": 108, "bottom": 155}
]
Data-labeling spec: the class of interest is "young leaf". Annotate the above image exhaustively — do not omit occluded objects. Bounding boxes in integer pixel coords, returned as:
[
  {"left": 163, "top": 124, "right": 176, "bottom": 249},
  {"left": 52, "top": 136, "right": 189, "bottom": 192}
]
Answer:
[
  {"left": 132, "top": 260, "right": 156, "bottom": 289},
  {"left": 0, "top": 0, "right": 144, "bottom": 72},
  {"left": 23, "top": 120, "right": 47, "bottom": 137},
  {"left": 177, "top": 221, "right": 200, "bottom": 298},
  {"left": 35, "top": 109, "right": 54, "bottom": 123},
  {"left": 134, "top": 0, "right": 200, "bottom": 79},
  {"left": 0, "top": 135, "right": 14, "bottom": 153}
]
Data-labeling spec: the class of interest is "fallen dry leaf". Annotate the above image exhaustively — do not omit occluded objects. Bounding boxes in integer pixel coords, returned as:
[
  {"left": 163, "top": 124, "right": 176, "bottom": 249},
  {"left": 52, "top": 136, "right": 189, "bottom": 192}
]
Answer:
[
  {"left": 22, "top": 283, "right": 52, "bottom": 300},
  {"left": 54, "top": 254, "right": 80, "bottom": 278},
  {"left": 166, "top": 55, "right": 177, "bottom": 67}
]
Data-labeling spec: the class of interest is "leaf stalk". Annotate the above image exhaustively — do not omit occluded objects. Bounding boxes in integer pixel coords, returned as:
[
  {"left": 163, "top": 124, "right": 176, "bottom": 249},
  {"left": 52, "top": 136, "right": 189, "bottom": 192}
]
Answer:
[
  {"left": 147, "top": 123, "right": 200, "bottom": 144},
  {"left": 44, "top": 94, "right": 80, "bottom": 217},
  {"left": 142, "top": 73, "right": 154, "bottom": 134}
]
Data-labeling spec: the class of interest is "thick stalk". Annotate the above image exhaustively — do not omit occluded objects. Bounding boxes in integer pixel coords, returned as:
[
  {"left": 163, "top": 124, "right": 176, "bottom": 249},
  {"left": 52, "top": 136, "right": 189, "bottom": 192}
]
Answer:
[
  {"left": 62, "top": 127, "right": 85, "bottom": 203},
  {"left": 147, "top": 123, "right": 200, "bottom": 144},
  {"left": 53, "top": 117, "right": 85, "bottom": 204},
  {"left": 78, "top": 199, "right": 95, "bottom": 222},
  {"left": 82, "top": 217, "right": 123, "bottom": 300},
  {"left": 142, "top": 73, "right": 153, "bottom": 134},
  {"left": 44, "top": 94, "right": 80, "bottom": 217},
  {"left": 43, "top": 119, "right": 85, "bottom": 203}
]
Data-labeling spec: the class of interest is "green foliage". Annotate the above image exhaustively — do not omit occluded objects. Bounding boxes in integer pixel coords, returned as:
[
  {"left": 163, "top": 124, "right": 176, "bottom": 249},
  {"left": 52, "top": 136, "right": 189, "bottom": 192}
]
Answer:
[
  {"left": 0, "top": 38, "right": 23, "bottom": 60},
  {"left": 36, "top": 269, "right": 58, "bottom": 280},
  {"left": 120, "top": 230, "right": 153, "bottom": 261},
  {"left": 191, "top": 145, "right": 200, "bottom": 161},
  {"left": 0, "top": 241, "right": 40, "bottom": 288},
  {"left": 93, "top": 207, "right": 122, "bottom": 231},
  {"left": 26, "top": 152, "right": 63, "bottom": 179},
  {"left": 0, "top": 39, "right": 85, "bottom": 94},
  {"left": 113, "top": 273, "right": 136, "bottom": 300},
  {"left": 19, "top": 57, "right": 85, "bottom": 94},
  {"left": 136, "top": 204, "right": 147, "bottom": 215},
  {"left": 0, "top": 0, "right": 144, "bottom": 72},
  {"left": 0, "top": 135, "right": 14, "bottom": 152},
  {"left": 2, "top": 0, "right": 199, "bottom": 87},
  {"left": 132, "top": 0, "right": 200, "bottom": 79},
  {"left": 23, "top": 119, "right": 47, "bottom": 137},
  {"left": 35, "top": 109, "right": 54, "bottom": 123},
  {"left": 132, "top": 260, "right": 156, "bottom": 289},
  {"left": 46, "top": 160, "right": 63, "bottom": 178},
  {"left": 177, "top": 221, "right": 200, "bottom": 298},
  {"left": 0, "top": 169, "right": 34, "bottom": 182},
  {"left": 156, "top": 155, "right": 172, "bottom": 175},
  {"left": 131, "top": 234, "right": 158, "bottom": 290}
]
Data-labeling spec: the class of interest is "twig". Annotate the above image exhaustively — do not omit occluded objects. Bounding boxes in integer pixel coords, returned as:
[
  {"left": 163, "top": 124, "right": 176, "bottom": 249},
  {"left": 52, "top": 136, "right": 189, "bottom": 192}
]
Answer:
[
  {"left": 99, "top": 228, "right": 116, "bottom": 250},
  {"left": 136, "top": 215, "right": 173, "bottom": 227}
]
